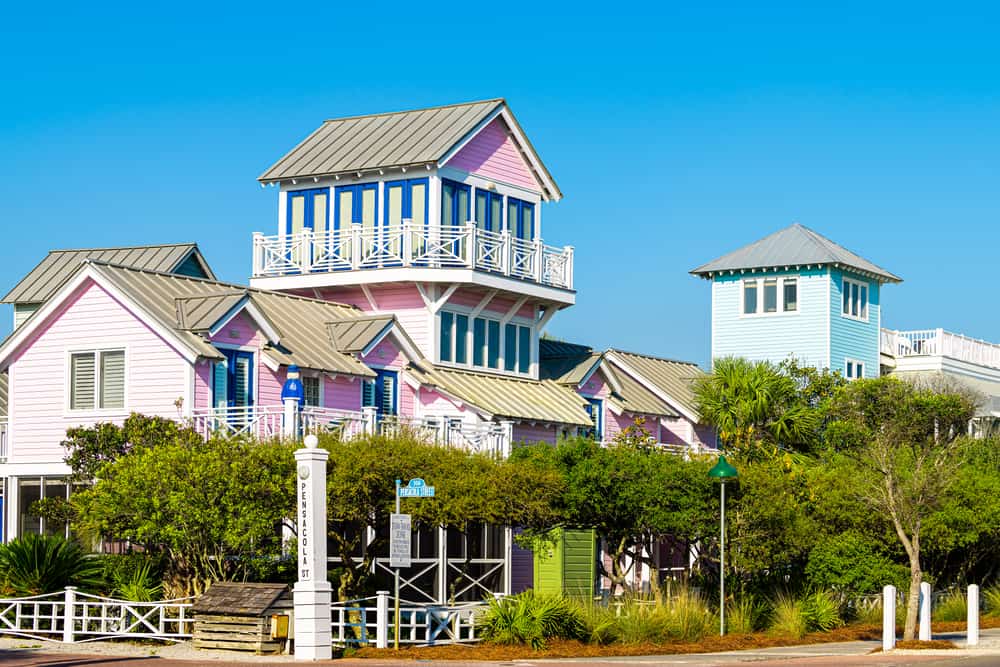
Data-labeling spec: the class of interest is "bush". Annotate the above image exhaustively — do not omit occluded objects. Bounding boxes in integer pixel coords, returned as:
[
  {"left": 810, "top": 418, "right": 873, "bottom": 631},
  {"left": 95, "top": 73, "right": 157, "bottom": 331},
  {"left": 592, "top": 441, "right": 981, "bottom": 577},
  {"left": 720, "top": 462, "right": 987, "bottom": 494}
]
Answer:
[
  {"left": 571, "top": 588, "right": 715, "bottom": 645},
  {"left": 805, "top": 532, "right": 908, "bottom": 595},
  {"left": 0, "top": 534, "right": 104, "bottom": 595},
  {"left": 933, "top": 588, "right": 967, "bottom": 622},
  {"left": 769, "top": 592, "right": 807, "bottom": 638},
  {"left": 985, "top": 585, "right": 1000, "bottom": 618},
  {"left": 801, "top": 590, "right": 843, "bottom": 632},
  {"left": 727, "top": 595, "right": 767, "bottom": 634},
  {"left": 478, "top": 592, "right": 587, "bottom": 649}
]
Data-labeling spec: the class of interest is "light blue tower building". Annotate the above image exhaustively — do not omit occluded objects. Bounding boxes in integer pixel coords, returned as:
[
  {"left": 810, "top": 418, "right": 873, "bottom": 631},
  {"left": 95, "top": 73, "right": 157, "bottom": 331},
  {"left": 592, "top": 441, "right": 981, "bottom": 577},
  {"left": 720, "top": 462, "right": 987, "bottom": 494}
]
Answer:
[{"left": 691, "top": 223, "right": 902, "bottom": 379}]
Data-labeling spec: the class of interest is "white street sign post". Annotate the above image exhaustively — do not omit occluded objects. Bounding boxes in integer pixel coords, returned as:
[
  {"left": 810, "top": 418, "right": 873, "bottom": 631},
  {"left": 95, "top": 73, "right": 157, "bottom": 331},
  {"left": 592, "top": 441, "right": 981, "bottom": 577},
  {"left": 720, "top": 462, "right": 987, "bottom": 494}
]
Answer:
[
  {"left": 393, "top": 478, "right": 435, "bottom": 649},
  {"left": 293, "top": 434, "right": 332, "bottom": 660}
]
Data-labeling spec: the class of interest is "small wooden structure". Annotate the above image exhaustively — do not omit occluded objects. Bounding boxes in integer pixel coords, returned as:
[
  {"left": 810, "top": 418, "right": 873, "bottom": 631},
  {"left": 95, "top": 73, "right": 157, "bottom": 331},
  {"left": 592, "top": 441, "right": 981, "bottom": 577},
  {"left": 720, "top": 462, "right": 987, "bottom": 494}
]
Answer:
[{"left": 192, "top": 582, "right": 292, "bottom": 654}]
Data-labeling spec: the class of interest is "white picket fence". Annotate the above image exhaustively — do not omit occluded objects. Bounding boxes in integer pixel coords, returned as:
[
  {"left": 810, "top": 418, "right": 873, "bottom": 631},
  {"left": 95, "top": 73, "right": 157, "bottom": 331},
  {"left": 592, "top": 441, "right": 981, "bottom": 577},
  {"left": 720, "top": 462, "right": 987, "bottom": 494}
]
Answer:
[
  {"left": 331, "top": 591, "right": 485, "bottom": 648},
  {"left": 0, "top": 587, "right": 195, "bottom": 643}
]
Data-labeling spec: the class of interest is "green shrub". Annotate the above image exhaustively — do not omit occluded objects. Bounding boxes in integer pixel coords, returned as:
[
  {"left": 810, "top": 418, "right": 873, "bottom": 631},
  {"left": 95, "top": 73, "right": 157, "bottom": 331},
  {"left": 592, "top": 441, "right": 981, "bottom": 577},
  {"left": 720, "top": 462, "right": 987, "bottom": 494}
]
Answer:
[
  {"left": 0, "top": 534, "right": 104, "bottom": 595},
  {"left": 478, "top": 592, "right": 587, "bottom": 649},
  {"left": 801, "top": 590, "right": 843, "bottom": 632},
  {"left": 769, "top": 592, "right": 807, "bottom": 638},
  {"left": 805, "top": 532, "right": 908, "bottom": 595},
  {"left": 933, "top": 588, "right": 967, "bottom": 622},
  {"left": 983, "top": 585, "right": 1000, "bottom": 618},
  {"left": 727, "top": 595, "right": 766, "bottom": 634},
  {"left": 571, "top": 589, "right": 715, "bottom": 645}
]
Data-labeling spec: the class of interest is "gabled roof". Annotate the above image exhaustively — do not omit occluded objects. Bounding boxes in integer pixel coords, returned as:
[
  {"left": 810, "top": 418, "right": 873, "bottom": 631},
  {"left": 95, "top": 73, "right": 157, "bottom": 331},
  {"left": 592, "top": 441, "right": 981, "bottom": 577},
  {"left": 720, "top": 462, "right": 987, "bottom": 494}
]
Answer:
[
  {"left": 258, "top": 99, "right": 561, "bottom": 200},
  {"left": 690, "top": 223, "right": 902, "bottom": 284},
  {"left": 328, "top": 315, "right": 395, "bottom": 353},
  {"left": 2, "top": 243, "right": 215, "bottom": 305},
  {"left": 407, "top": 362, "right": 592, "bottom": 426},
  {"left": 539, "top": 340, "right": 679, "bottom": 418},
  {"left": 605, "top": 350, "right": 707, "bottom": 421},
  {"left": 0, "top": 261, "right": 378, "bottom": 378}
]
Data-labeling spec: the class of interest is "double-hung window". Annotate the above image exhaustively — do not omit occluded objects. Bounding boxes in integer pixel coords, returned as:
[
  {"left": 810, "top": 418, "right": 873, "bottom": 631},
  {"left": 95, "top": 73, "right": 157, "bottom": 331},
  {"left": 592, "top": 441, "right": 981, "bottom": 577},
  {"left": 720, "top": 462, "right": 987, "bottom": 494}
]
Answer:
[
  {"left": 302, "top": 376, "right": 321, "bottom": 407},
  {"left": 842, "top": 278, "right": 869, "bottom": 320},
  {"left": 742, "top": 276, "right": 797, "bottom": 315},
  {"left": 442, "top": 310, "right": 528, "bottom": 373},
  {"left": 69, "top": 349, "right": 125, "bottom": 411}
]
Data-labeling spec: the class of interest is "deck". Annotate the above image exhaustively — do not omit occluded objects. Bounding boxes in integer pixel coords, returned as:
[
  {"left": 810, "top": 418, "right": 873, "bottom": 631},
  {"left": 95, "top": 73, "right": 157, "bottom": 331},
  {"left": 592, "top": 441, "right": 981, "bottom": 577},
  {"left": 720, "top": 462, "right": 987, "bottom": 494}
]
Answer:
[{"left": 881, "top": 328, "right": 1000, "bottom": 370}]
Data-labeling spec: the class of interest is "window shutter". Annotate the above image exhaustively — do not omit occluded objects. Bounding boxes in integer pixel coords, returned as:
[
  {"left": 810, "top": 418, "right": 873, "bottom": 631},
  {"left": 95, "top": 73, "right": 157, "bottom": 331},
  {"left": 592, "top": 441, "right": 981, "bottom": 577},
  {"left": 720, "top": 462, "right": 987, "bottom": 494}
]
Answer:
[
  {"left": 212, "top": 361, "right": 228, "bottom": 408},
  {"left": 362, "top": 380, "right": 376, "bottom": 407},
  {"left": 99, "top": 350, "right": 125, "bottom": 409},
  {"left": 70, "top": 353, "right": 96, "bottom": 410},
  {"left": 380, "top": 375, "right": 396, "bottom": 415}
]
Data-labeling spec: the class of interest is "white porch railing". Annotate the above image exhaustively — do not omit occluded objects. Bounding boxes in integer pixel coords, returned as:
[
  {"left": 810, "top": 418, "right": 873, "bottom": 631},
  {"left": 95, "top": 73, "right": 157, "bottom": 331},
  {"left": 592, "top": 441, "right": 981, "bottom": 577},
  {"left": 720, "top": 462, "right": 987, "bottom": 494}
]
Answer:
[
  {"left": 0, "top": 587, "right": 194, "bottom": 643},
  {"left": 882, "top": 328, "right": 1000, "bottom": 370},
  {"left": 252, "top": 220, "right": 574, "bottom": 290},
  {"left": 0, "top": 416, "right": 7, "bottom": 462},
  {"left": 331, "top": 592, "right": 484, "bottom": 648}
]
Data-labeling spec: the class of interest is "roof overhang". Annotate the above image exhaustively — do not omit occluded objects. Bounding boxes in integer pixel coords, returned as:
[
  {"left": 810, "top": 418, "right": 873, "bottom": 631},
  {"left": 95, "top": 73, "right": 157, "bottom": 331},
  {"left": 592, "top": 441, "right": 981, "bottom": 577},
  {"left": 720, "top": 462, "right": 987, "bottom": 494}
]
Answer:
[
  {"left": 691, "top": 262, "right": 901, "bottom": 284},
  {"left": 604, "top": 351, "right": 701, "bottom": 424},
  {"left": 208, "top": 296, "right": 282, "bottom": 345}
]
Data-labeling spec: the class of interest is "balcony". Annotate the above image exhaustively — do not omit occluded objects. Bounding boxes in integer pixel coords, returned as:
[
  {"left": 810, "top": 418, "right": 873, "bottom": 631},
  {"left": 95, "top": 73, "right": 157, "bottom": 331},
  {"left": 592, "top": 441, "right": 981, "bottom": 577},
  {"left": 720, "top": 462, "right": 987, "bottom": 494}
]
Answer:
[
  {"left": 251, "top": 221, "right": 574, "bottom": 292},
  {"left": 881, "top": 328, "right": 1000, "bottom": 370}
]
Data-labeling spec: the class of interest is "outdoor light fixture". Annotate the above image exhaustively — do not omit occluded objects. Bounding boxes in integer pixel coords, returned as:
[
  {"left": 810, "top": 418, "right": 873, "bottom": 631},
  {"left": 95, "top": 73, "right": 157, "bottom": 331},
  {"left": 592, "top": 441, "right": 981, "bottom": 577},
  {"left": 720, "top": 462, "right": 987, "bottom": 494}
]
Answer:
[{"left": 708, "top": 455, "right": 738, "bottom": 636}]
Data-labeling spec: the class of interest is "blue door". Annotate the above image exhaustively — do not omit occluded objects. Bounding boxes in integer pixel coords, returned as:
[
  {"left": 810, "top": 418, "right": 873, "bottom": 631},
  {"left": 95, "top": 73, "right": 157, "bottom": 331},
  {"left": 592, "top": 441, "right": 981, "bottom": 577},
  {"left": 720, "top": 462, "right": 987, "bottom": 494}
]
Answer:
[
  {"left": 507, "top": 197, "right": 535, "bottom": 242},
  {"left": 385, "top": 178, "right": 429, "bottom": 264},
  {"left": 213, "top": 350, "right": 254, "bottom": 421},
  {"left": 441, "top": 179, "right": 472, "bottom": 262}
]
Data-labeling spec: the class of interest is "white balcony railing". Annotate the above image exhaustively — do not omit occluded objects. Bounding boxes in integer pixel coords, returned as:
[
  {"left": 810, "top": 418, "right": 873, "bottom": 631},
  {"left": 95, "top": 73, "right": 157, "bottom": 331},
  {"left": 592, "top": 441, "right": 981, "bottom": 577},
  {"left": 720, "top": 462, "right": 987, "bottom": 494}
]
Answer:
[
  {"left": 0, "top": 416, "right": 7, "bottom": 462},
  {"left": 881, "top": 328, "right": 1000, "bottom": 370},
  {"left": 252, "top": 221, "right": 574, "bottom": 290}
]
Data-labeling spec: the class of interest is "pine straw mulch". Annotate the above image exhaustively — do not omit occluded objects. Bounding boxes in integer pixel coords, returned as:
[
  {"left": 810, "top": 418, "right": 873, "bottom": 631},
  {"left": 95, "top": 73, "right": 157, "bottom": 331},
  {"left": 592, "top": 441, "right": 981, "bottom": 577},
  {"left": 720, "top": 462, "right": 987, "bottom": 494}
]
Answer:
[{"left": 350, "top": 617, "right": 1000, "bottom": 661}]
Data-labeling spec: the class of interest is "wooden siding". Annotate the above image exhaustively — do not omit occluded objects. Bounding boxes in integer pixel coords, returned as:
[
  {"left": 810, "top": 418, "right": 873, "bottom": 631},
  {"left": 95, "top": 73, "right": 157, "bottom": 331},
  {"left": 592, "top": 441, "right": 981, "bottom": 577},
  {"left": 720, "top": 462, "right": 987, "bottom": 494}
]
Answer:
[
  {"left": 320, "top": 285, "right": 432, "bottom": 357},
  {"left": 444, "top": 117, "right": 540, "bottom": 192},
  {"left": 829, "top": 268, "right": 880, "bottom": 378},
  {"left": 513, "top": 423, "right": 558, "bottom": 444},
  {"left": 711, "top": 268, "right": 829, "bottom": 370},
  {"left": 13, "top": 304, "right": 39, "bottom": 330},
  {"left": 8, "top": 281, "right": 189, "bottom": 463}
]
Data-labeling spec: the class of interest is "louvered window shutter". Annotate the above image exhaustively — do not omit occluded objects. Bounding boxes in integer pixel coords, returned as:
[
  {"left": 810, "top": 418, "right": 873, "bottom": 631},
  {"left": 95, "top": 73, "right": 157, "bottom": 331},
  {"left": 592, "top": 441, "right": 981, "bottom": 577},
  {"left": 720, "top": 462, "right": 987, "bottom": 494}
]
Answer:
[
  {"left": 381, "top": 375, "right": 396, "bottom": 415},
  {"left": 99, "top": 350, "right": 125, "bottom": 409},
  {"left": 70, "top": 353, "right": 96, "bottom": 410},
  {"left": 362, "top": 380, "right": 375, "bottom": 408}
]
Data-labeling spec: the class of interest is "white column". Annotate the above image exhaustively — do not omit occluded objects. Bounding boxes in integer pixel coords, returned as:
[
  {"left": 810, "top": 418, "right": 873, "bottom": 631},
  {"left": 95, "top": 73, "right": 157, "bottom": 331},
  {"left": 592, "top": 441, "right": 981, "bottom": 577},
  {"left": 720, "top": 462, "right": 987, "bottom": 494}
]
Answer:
[
  {"left": 293, "top": 435, "right": 332, "bottom": 661},
  {"left": 62, "top": 586, "right": 76, "bottom": 643},
  {"left": 919, "top": 581, "right": 931, "bottom": 641},
  {"left": 882, "top": 585, "right": 896, "bottom": 651},
  {"left": 968, "top": 584, "right": 980, "bottom": 647},
  {"left": 375, "top": 590, "right": 390, "bottom": 649},
  {"left": 284, "top": 396, "right": 300, "bottom": 440},
  {"left": 438, "top": 526, "right": 449, "bottom": 604},
  {"left": 362, "top": 406, "right": 378, "bottom": 435},
  {"left": 503, "top": 526, "right": 513, "bottom": 596},
  {"left": 499, "top": 420, "right": 515, "bottom": 458}
]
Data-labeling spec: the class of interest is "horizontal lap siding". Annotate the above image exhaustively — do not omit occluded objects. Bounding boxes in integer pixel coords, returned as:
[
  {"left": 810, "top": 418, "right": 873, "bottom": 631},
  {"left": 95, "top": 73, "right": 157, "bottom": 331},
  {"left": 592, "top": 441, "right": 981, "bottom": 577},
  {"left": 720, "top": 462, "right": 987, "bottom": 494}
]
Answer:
[
  {"left": 829, "top": 269, "right": 880, "bottom": 378},
  {"left": 445, "top": 118, "right": 540, "bottom": 192},
  {"left": 209, "top": 313, "right": 280, "bottom": 406},
  {"left": 712, "top": 268, "right": 829, "bottom": 371},
  {"left": 194, "top": 361, "right": 212, "bottom": 410},
  {"left": 9, "top": 281, "right": 189, "bottom": 464},
  {"left": 324, "top": 375, "right": 362, "bottom": 411},
  {"left": 513, "top": 423, "right": 558, "bottom": 445}
]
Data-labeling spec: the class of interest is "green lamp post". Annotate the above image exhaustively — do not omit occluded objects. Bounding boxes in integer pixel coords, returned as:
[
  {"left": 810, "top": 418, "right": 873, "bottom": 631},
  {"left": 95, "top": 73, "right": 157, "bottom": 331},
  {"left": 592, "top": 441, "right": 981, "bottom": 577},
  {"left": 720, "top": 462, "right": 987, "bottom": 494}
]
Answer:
[{"left": 708, "top": 455, "right": 739, "bottom": 636}]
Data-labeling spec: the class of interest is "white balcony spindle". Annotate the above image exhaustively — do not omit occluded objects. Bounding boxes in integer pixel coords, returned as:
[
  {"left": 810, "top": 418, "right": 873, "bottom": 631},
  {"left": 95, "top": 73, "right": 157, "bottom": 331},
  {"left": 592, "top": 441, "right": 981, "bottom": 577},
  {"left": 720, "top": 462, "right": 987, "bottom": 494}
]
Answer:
[
  {"left": 500, "top": 230, "right": 511, "bottom": 276},
  {"left": 533, "top": 238, "right": 544, "bottom": 283},
  {"left": 464, "top": 222, "right": 476, "bottom": 267},
  {"left": 564, "top": 246, "right": 575, "bottom": 290},
  {"left": 252, "top": 232, "right": 264, "bottom": 277},
  {"left": 402, "top": 218, "right": 413, "bottom": 266},
  {"left": 351, "top": 223, "right": 362, "bottom": 270}
]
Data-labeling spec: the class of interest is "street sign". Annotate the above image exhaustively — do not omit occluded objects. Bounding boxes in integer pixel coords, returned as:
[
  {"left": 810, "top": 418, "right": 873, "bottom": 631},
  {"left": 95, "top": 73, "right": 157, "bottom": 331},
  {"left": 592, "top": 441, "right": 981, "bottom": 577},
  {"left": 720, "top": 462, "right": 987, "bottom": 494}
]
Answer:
[
  {"left": 389, "top": 513, "right": 411, "bottom": 569},
  {"left": 397, "top": 477, "right": 436, "bottom": 498}
]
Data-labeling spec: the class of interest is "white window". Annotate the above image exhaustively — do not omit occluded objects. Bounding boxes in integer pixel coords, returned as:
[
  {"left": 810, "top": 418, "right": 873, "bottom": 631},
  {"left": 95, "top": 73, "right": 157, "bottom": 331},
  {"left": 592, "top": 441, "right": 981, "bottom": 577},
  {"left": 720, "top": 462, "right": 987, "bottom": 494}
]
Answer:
[
  {"left": 845, "top": 359, "right": 865, "bottom": 380},
  {"left": 741, "top": 276, "right": 799, "bottom": 315},
  {"left": 842, "top": 278, "right": 869, "bottom": 321},
  {"left": 69, "top": 349, "right": 125, "bottom": 411}
]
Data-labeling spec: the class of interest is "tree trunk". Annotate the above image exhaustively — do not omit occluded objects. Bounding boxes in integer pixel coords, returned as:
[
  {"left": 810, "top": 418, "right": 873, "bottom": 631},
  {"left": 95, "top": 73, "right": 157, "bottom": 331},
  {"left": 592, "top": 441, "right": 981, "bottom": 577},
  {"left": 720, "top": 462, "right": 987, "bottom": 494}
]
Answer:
[{"left": 903, "top": 554, "right": 921, "bottom": 640}]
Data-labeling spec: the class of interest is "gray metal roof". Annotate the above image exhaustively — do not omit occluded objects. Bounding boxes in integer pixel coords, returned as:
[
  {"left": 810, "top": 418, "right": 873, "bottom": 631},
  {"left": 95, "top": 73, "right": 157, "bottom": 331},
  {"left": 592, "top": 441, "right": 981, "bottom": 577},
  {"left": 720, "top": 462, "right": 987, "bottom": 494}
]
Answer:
[
  {"left": 2, "top": 244, "right": 215, "bottom": 305},
  {"left": 408, "top": 362, "right": 593, "bottom": 426},
  {"left": 84, "top": 263, "right": 376, "bottom": 377},
  {"left": 328, "top": 316, "right": 394, "bottom": 353},
  {"left": 260, "top": 99, "right": 503, "bottom": 182},
  {"left": 0, "top": 372, "right": 7, "bottom": 416},
  {"left": 606, "top": 350, "right": 707, "bottom": 419},
  {"left": 690, "top": 223, "right": 902, "bottom": 283}
]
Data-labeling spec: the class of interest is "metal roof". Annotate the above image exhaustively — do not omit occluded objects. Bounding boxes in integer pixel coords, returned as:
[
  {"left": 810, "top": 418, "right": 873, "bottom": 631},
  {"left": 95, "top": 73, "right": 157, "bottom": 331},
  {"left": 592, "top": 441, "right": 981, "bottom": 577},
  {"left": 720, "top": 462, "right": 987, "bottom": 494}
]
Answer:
[
  {"left": 2, "top": 244, "right": 215, "bottom": 305},
  {"left": 690, "top": 223, "right": 902, "bottom": 283},
  {"left": 260, "top": 99, "right": 503, "bottom": 182},
  {"left": 328, "top": 316, "right": 395, "bottom": 353},
  {"left": 408, "top": 362, "right": 592, "bottom": 426},
  {"left": 86, "top": 263, "right": 375, "bottom": 377},
  {"left": 606, "top": 350, "right": 707, "bottom": 419},
  {"left": 539, "top": 340, "right": 679, "bottom": 418},
  {"left": 0, "top": 372, "right": 7, "bottom": 416}
]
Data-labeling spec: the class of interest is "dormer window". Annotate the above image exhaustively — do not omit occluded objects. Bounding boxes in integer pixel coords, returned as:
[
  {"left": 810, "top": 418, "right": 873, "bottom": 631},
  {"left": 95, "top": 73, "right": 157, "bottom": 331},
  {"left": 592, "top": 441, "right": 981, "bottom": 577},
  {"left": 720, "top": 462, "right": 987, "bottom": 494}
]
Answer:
[{"left": 742, "top": 276, "right": 797, "bottom": 316}]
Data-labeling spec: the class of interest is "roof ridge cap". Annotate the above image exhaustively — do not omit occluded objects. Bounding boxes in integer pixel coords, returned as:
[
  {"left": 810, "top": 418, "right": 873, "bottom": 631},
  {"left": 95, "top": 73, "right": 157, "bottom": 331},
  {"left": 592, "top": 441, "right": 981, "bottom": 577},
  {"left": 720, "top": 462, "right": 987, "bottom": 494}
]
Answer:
[
  {"left": 323, "top": 98, "right": 503, "bottom": 124},
  {"left": 48, "top": 242, "right": 198, "bottom": 254},
  {"left": 607, "top": 348, "right": 701, "bottom": 368}
]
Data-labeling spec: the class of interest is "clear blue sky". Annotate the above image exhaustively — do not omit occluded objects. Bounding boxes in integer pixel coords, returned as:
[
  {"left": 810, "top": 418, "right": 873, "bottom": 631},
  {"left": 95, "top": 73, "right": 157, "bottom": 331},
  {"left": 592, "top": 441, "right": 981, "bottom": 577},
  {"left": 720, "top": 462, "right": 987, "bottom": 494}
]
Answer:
[{"left": 2, "top": 2, "right": 999, "bottom": 368}]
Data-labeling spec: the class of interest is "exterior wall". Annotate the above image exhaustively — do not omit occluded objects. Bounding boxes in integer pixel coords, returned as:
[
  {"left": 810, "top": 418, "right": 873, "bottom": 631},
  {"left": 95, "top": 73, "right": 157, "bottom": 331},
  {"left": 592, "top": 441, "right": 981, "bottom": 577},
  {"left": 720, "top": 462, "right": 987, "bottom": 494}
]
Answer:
[
  {"left": 512, "top": 423, "right": 559, "bottom": 444},
  {"left": 444, "top": 117, "right": 539, "bottom": 192},
  {"left": 318, "top": 285, "right": 432, "bottom": 358},
  {"left": 7, "top": 281, "right": 189, "bottom": 465},
  {"left": 323, "top": 375, "right": 363, "bottom": 411},
  {"left": 829, "top": 268, "right": 880, "bottom": 379},
  {"left": 362, "top": 336, "right": 413, "bottom": 416},
  {"left": 711, "top": 268, "right": 830, "bottom": 370}
]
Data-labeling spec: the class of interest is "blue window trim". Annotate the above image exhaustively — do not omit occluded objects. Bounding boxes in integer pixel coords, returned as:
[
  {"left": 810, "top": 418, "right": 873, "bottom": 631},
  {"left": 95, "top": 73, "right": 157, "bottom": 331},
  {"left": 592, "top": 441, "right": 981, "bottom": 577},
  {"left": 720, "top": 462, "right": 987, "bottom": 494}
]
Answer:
[
  {"left": 441, "top": 179, "right": 472, "bottom": 227},
  {"left": 213, "top": 349, "right": 255, "bottom": 408},
  {"left": 474, "top": 188, "right": 504, "bottom": 233},
  {"left": 333, "top": 183, "right": 379, "bottom": 231},
  {"left": 285, "top": 188, "right": 331, "bottom": 235},
  {"left": 584, "top": 398, "right": 603, "bottom": 440},
  {"left": 383, "top": 178, "right": 429, "bottom": 227},
  {"left": 363, "top": 368, "right": 399, "bottom": 416},
  {"left": 507, "top": 197, "right": 535, "bottom": 240}
]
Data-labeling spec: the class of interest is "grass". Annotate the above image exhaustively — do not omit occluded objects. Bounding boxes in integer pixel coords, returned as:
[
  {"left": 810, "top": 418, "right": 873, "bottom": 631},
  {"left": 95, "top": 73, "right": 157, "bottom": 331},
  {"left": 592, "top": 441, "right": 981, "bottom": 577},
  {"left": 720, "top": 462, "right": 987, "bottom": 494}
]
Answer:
[
  {"left": 984, "top": 584, "right": 1000, "bottom": 617},
  {"left": 727, "top": 595, "right": 767, "bottom": 634},
  {"left": 769, "top": 593, "right": 807, "bottom": 638},
  {"left": 932, "top": 588, "right": 967, "bottom": 622}
]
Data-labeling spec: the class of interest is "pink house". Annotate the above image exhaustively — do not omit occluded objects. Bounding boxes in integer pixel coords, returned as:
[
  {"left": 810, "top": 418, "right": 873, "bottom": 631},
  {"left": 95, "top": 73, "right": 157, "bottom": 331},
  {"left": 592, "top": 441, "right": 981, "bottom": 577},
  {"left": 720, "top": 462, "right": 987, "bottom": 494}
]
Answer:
[{"left": 0, "top": 99, "right": 715, "bottom": 600}]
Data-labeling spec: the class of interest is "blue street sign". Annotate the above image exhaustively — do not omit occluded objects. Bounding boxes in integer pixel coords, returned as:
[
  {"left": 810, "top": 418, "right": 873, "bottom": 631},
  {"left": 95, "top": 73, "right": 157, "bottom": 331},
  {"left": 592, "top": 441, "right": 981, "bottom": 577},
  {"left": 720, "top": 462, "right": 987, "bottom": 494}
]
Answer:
[{"left": 397, "top": 478, "right": 436, "bottom": 498}]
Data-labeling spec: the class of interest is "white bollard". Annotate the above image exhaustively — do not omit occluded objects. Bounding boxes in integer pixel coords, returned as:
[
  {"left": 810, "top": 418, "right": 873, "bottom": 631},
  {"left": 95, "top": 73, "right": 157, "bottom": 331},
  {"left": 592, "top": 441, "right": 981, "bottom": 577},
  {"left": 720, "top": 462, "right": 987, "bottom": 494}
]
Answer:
[
  {"left": 883, "top": 585, "right": 897, "bottom": 652},
  {"left": 968, "top": 584, "right": 980, "bottom": 647},
  {"left": 919, "top": 581, "right": 931, "bottom": 641},
  {"left": 62, "top": 586, "right": 76, "bottom": 643},
  {"left": 293, "top": 435, "right": 332, "bottom": 660},
  {"left": 376, "top": 590, "right": 390, "bottom": 649}
]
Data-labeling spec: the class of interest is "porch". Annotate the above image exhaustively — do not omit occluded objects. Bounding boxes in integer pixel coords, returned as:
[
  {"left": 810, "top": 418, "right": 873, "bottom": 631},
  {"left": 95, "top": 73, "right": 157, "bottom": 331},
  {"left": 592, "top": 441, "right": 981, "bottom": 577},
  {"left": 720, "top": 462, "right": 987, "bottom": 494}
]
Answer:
[
  {"left": 881, "top": 328, "right": 1000, "bottom": 370},
  {"left": 250, "top": 222, "right": 574, "bottom": 291}
]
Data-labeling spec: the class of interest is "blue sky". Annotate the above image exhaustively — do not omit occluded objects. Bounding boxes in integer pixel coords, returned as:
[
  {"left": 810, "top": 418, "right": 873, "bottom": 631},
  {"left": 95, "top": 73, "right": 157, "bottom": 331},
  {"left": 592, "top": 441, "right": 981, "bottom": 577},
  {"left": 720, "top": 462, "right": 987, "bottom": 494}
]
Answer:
[{"left": 2, "top": 2, "right": 999, "bottom": 367}]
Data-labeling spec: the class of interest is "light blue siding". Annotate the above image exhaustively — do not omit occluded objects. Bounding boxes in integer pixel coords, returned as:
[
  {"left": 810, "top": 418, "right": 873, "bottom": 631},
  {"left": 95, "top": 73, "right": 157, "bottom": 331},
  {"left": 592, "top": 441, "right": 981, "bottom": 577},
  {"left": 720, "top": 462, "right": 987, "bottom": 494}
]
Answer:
[
  {"left": 829, "top": 269, "right": 880, "bottom": 378},
  {"left": 711, "top": 268, "right": 829, "bottom": 370}
]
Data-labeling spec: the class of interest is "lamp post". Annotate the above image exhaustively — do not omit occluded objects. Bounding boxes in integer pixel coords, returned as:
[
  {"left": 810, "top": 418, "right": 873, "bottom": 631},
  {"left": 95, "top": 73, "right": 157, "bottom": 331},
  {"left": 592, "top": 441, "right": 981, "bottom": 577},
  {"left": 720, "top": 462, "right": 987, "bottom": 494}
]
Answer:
[{"left": 708, "top": 455, "right": 738, "bottom": 636}]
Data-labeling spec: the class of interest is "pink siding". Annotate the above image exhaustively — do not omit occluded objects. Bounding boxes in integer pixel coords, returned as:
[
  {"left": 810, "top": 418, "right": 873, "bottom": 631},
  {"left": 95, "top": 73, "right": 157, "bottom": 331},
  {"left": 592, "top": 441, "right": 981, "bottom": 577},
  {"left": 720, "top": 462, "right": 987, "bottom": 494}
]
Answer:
[
  {"left": 194, "top": 361, "right": 212, "bottom": 410},
  {"left": 449, "top": 289, "right": 535, "bottom": 320},
  {"left": 512, "top": 423, "right": 558, "bottom": 445},
  {"left": 445, "top": 118, "right": 540, "bottom": 192},
  {"left": 362, "top": 337, "right": 406, "bottom": 370},
  {"left": 319, "top": 285, "right": 432, "bottom": 356},
  {"left": 9, "top": 280, "right": 190, "bottom": 464},
  {"left": 324, "top": 375, "right": 362, "bottom": 411}
]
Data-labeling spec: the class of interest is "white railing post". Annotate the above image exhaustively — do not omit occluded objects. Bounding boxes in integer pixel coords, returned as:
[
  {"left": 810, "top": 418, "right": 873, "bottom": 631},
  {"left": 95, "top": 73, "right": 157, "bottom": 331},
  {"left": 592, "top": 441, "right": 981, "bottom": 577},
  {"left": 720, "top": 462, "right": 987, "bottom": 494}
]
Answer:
[
  {"left": 300, "top": 230, "right": 313, "bottom": 274},
  {"left": 376, "top": 590, "right": 390, "bottom": 649},
  {"left": 464, "top": 222, "right": 476, "bottom": 267},
  {"left": 252, "top": 232, "right": 264, "bottom": 277},
  {"left": 402, "top": 218, "right": 413, "bottom": 267},
  {"left": 882, "top": 584, "right": 896, "bottom": 651},
  {"left": 533, "top": 238, "right": 544, "bottom": 283},
  {"left": 63, "top": 586, "right": 76, "bottom": 643},
  {"left": 351, "top": 223, "right": 362, "bottom": 269},
  {"left": 499, "top": 420, "right": 514, "bottom": 458},
  {"left": 362, "top": 406, "right": 378, "bottom": 435},
  {"left": 968, "top": 584, "right": 980, "bottom": 646},
  {"left": 564, "top": 246, "right": 575, "bottom": 290},
  {"left": 500, "top": 230, "right": 511, "bottom": 276},
  {"left": 919, "top": 581, "right": 931, "bottom": 641}
]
